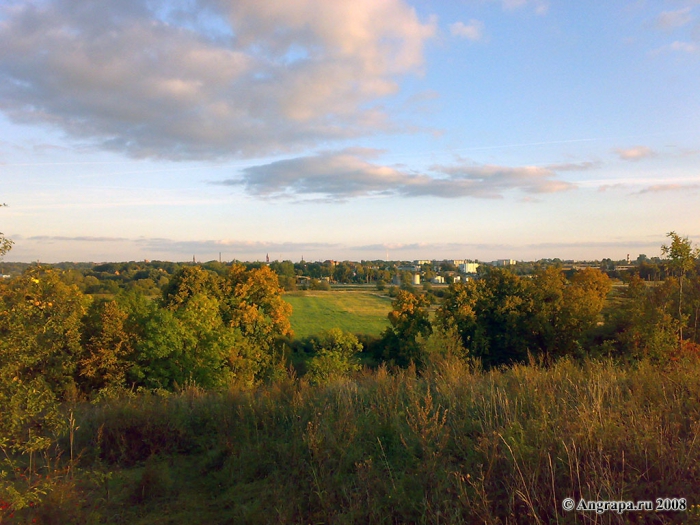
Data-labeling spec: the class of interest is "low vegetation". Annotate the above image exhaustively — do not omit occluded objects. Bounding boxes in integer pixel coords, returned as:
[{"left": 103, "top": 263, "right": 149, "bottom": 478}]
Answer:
[{"left": 2, "top": 357, "right": 699, "bottom": 523}]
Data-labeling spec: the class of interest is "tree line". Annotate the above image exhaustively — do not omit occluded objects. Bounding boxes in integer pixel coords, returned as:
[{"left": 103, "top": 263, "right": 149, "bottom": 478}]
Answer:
[
  {"left": 378, "top": 232, "right": 700, "bottom": 369},
  {"left": 0, "top": 264, "right": 294, "bottom": 405},
  {"left": 1, "top": 232, "right": 698, "bottom": 405}
]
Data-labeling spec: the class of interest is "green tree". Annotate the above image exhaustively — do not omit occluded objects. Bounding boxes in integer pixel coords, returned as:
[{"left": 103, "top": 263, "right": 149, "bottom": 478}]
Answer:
[
  {"left": 0, "top": 233, "right": 13, "bottom": 258},
  {"left": 530, "top": 267, "right": 611, "bottom": 360},
  {"left": 0, "top": 267, "right": 87, "bottom": 399},
  {"left": 661, "top": 232, "right": 699, "bottom": 347},
  {"left": 610, "top": 276, "right": 679, "bottom": 361},
  {"left": 0, "top": 202, "right": 12, "bottom": 258},
  {"left": 175, "top": 293, "right": 238, "bottom": 388},
  {"left": 382, "top": 290, "right": 432, "bottom": 367},
  {"left": 306, "top": 328, "right": 362, "bottom": 384},
  {"left": 161, "top": 265, "right": 221, "bottom": 310},
  {"left": 435, "top": 280, "right": 479, "bottom": 352},
  {"left": 79, "top": 299, "right": 134, "bottom": 393},
  {"left": 116, "top": 292, "right": 182, "bottom": 389},
  {"left": 221, "top": 265, "right": 293, "bottom": 382},
  {"left": 471, "top": 267, "right": 534, "bottom": 367}
]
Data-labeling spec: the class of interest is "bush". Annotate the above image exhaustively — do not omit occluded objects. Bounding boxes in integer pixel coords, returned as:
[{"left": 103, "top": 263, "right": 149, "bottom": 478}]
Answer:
[{"left": 306, "top": 329, "right": 362, "bottom": 384}]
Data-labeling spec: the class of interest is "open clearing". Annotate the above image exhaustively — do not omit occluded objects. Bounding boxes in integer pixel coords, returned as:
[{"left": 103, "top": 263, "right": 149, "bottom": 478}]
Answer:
[{"left": 284, "top": 290, "right": 392, "bottom": 338}]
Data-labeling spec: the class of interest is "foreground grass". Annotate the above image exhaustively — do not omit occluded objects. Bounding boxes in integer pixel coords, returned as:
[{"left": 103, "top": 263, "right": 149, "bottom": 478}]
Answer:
[
  {"left": 284, "top": 290, "right": 392, "bottom": 338},
  {"left": 5, "top": 357, "right": 700, "bottom": 524}
]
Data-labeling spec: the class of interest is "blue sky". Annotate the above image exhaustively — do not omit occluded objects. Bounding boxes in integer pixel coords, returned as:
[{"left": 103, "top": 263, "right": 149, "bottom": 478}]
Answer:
[{"left": 1, "top": 0, "right": 698, "bottom": 263}]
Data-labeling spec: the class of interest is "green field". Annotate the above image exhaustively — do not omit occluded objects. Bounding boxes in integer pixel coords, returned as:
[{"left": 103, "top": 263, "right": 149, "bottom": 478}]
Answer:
[{"left": 284, "top": 290, "right": 392, "bottom": 338}]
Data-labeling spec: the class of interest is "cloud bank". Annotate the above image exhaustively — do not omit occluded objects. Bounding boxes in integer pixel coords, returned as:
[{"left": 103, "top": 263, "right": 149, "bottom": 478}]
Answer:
[
  {"left": 0, "top": 0, "right": 435, "bottom": 160},
  {"left": 215, "top": 150, "right": 576, "bottom": 200}
]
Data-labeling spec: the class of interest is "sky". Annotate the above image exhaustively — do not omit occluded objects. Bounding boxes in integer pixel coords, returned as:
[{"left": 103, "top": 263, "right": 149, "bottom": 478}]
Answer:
[{"left": 0, "top": 0, "right": 699, "bottom": 263}]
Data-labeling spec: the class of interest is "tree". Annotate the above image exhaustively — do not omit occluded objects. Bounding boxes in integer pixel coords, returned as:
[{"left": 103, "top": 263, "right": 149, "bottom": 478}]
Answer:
[
  {"left": 530, "top": 267, "right": 611, "bottom": 360},
  {"left": 382, "top": 290, "right": 432, "bottom": 367},
  {"left": 161, "top": 265, "right": 221, "bottom": 310},
  {"left": 661, "top": 232, "right": 699, "bottom": 347},
  {"left": 473, "top": 268, "right": 535, "bottom": 366},
  {"left": 118, "top": 291, "right": 187, "bottom": 390},
  {"left": 435, "top": 280, "right": 479, "bottom": 352},
  {"left": 175, "top": 293, "right": 238, "bottom": 388},
  {"left": 0, "top": 203, "right": 13, "bottom": 258},
  {"left": 79, "top": 298, "right": 134, "bottom": 393},
  {"left": 436, "top": 267, "right": 610, "bottom": 366},
  {"left": 306, "top": 328, "right": 362, "bottom": 384},
  {"left": 609, "top": 276, "right": 679, "bottom": 361},
  {"left": 0, "top": 234, "right": 11, "bottom": 258},
  {"left": 0, "top": 267, "right": 87, "bottom": 399},
  {"left": 221, "top": 265, "right": 293, "bottom": 382}
]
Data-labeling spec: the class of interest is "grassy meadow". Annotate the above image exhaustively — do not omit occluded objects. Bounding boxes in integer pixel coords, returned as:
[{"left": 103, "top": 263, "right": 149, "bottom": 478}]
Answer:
[
  {"left": 7, "top": 356, "right": 699, "bottom": 524},
  {"left": 284, "top": 290, "right": 392, "bottom": 338}
]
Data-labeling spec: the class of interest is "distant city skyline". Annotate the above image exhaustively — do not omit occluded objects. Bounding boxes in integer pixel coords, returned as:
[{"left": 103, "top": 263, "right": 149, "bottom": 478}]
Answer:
[{"left": 1, "top": 1, "right": 699, "bottom": 263}]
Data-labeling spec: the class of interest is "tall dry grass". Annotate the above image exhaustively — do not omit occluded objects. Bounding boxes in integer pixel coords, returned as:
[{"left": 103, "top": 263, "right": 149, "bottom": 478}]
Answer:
[{"left": 8, "top": 357, "right": 699, "bottom": 524}]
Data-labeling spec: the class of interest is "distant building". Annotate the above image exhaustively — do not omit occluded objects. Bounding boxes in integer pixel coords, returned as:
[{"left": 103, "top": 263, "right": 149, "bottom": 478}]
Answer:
[
  {"left": 493, "top": 259, "right": 516, "bottom": 267},
  {"left": 413, "top": 274, "right": 421, "bottom": 285},
  {"left": 431, "top": 275, "right": 445, "bottom": 284},
  {"left": 460, "top": 262, "right": 480, "bottom": 274},
  {"left": 415, "top": 260, "right": 432, "bottom": 266}
]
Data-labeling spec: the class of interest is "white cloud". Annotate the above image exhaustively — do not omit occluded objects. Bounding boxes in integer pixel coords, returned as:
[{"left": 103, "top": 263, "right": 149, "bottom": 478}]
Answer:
[
  {"left": 27, "top": 235, "right": 129, "bottom": 242},
  {"left": 635, "top": 183, "right": 700, "bottom": 194},
  {"left": 0, "top": 0, "right": 436, "bottom": 160},
  {"left": 669, "top": 40, "right": 698, "bottom": 52},
  {"left": 9, "top": 235, "right": 342, "bottom": 262},
  {"left": 426, "top": 161, "right": 575, "bottom": 198},
  {"left": 132, "top": 237, "right": 340, "bottom": 257},
  {"left": 650, "top": 40, "right": 698, "bottom": 55},
  {"left": 450, "top": 20, "right": 485, "bottom": 41},
  {"left": 614, "top": 146, "right": 656, "bottom": 161},
  {"left": 655, "top": 8, "right": 694, "bottom": 30},
  {"left": 501, "top": 0, "right": 549, "bottom": 15},
  {"left": 215, "top": 151, "right": 576, "bottom": 200},
  {"left": 544, "top": 161, "right": 601, "bottom": 172}
]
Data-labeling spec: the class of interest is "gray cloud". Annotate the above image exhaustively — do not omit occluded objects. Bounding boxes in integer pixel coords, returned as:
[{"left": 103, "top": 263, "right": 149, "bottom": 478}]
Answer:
[
  {"left": 218, "top": 150, "right": 406, "bottom": 199},
  {"left": 215, "top": 151, "right": 576, "bottom": 200},
  {"left": 0, "top": 0, "right": 435, "bottom": 160}
]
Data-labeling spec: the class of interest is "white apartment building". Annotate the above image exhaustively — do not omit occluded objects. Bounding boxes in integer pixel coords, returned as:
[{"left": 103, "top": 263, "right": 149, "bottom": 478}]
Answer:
[{"left": 460, "top": 262, "right": 480, "bottom": 274}]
